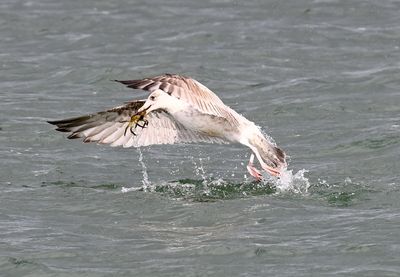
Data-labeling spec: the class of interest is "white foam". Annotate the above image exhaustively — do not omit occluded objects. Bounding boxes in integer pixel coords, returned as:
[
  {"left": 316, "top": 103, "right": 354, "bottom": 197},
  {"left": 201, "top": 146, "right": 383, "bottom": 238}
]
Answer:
[
  {"left": 273, "top": 168, "right": 310, "bottom": 194},
  {"left": 121, "top": 186, "right": 142, "bottom": 193}
]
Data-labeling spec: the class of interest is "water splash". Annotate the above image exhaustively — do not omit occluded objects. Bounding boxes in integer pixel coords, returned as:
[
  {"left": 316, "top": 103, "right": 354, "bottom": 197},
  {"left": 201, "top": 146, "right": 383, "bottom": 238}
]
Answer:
[
  {"left": 191, "top": 156, "right": 208, "bottom": 180},
  {"left": 121, "top": 151, "right": 310, "bottom": 197},
  {"left": 137, "top": 148, "right": 150, "bottom": 189},
  {"left": 121, "top": 148, "right": 150, "bottom": 193},
  {"left": 272, "top": 168, "right": 310, "bottom": 194},
  {"left": 120, "top": 168, "right": 310, "bottom": 200}
]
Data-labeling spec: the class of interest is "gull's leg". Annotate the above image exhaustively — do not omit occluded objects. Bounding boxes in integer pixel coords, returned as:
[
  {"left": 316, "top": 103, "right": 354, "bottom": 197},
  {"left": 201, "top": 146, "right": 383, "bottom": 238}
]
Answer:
[
  {"left": 242, "top": 142, "right": 283, "bottom": 178},
  {"left": 247, "top": 153, "right": 262, "bottom": 181},
  {"left": 260, "top": 163, "right": 281, "bottom": 177}
]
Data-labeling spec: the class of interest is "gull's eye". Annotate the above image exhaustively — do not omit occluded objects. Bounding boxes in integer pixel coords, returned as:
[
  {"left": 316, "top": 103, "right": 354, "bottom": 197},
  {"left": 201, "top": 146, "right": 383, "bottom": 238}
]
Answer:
[{"left": 150, "top": 96, "right": 156, "bottom": 101}]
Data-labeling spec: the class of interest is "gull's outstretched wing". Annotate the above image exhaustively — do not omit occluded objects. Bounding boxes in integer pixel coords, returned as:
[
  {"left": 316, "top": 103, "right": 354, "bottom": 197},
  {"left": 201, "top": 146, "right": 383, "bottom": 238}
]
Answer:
[
  {"left": 115, "top": 74, "right": 239, "bottom": 125},
  {"left": 48, "top": 101, "right": 228, "bottom": 148}
]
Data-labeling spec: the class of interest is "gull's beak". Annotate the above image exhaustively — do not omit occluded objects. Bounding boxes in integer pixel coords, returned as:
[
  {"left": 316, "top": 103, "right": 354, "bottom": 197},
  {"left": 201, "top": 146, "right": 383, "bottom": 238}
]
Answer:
[{"left": 138, "top": 103, "right": 151, "bottom": 114}]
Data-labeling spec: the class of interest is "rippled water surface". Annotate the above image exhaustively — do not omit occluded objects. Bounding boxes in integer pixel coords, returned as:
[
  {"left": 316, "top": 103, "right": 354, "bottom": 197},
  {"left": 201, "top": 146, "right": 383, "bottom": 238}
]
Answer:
[{"left": 1, "top": 0, "right": 400, "bottom": 276}]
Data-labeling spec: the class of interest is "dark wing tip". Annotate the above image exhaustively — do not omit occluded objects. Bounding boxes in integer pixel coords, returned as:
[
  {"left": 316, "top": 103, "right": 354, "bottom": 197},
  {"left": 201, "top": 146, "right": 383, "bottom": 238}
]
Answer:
[
  {"left": 55, "top": 127, "right": 71, "bottom": 133},
  {"left": 114, "top": 79, "right": 146, "bottom": 90},
  {"left": 114, "top": 79, "right": 131, "bottom": 84},
  {"left": 47, "top": 120, "right": 59, "bottom": 125},
  {"left": 67, "top": 133, "right": 82, "bottom": 139},
  {"left": 48, "top": 119, "right": 71, "bottom": 130}
]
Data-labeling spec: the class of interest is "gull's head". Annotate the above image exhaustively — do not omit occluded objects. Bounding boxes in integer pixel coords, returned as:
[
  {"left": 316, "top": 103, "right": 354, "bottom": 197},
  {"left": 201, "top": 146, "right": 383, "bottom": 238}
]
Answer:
[{"left": 138, "top": 90, "right": 169, "bottom": 114}]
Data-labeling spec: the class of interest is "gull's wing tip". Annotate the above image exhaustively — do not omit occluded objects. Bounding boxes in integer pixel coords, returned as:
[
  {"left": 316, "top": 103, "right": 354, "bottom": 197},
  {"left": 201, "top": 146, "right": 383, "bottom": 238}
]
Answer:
[
  {"left": 114, "top": 79, "right": 145, "bottom": 90},
  {"left": 114, "top": 79, "right": 131, "bottom": 85},
  {"left": 47, "top": 119, "right": 63, "bottom": 125}
]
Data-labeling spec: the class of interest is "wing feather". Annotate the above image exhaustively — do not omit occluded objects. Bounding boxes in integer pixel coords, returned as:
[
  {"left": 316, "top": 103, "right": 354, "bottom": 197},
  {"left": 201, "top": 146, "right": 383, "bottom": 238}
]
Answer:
[
  {"left": 48, "top": 101, "right": 229, "bottom": 148},
  {"left": 115, "top": 74, "right": 239, "bottom": 126}
]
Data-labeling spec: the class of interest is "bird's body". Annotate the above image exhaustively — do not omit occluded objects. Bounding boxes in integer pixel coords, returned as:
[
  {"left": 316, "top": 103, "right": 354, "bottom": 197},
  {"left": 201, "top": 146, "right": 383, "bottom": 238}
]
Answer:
[
  {"left": 48, "top": 74, "right": 286, "bottom": 180},
  {"left": 166, "top": 94, "right": 239, "bottom": 141}
]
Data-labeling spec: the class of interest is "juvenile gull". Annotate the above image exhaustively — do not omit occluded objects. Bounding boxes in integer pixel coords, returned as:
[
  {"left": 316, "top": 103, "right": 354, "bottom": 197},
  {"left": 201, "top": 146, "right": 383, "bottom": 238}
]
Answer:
[{"left": 48, "top": 74, "right": 286, "bottom": 180}]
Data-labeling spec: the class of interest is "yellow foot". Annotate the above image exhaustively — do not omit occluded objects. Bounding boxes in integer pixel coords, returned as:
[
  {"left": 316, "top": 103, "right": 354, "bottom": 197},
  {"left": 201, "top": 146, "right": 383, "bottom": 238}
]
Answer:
[{"left": 124, "top": 111, "right": 148, "bottom": 136}]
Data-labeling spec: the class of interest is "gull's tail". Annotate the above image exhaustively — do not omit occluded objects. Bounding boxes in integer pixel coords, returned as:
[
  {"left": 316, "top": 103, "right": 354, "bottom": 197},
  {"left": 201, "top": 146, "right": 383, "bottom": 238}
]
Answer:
[
  {"left": 249, "top": 133, "right": 287, "bottom": 176},
  {"left": 260, "top": 142, "right": 287, "bottom": 173}
]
